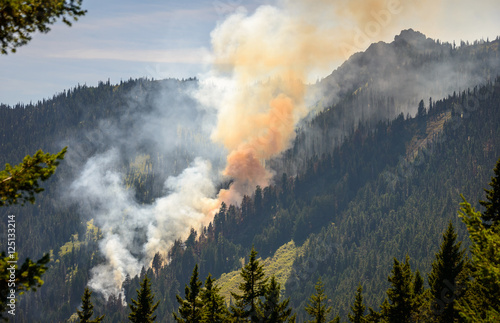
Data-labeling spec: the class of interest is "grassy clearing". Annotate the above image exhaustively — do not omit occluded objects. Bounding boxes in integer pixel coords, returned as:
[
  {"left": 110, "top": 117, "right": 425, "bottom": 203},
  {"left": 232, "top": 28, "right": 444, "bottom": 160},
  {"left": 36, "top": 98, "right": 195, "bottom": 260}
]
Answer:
[{"left": 217, "top": 241, "right": 298, "bottom": 303}]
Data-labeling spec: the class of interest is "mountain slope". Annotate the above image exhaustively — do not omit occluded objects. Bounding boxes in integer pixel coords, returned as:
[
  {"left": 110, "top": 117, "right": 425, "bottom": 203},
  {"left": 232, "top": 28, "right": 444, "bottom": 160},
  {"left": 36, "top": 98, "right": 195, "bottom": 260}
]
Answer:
[{"left": 0, "top": 31, "right": 499, "bottom": 322}]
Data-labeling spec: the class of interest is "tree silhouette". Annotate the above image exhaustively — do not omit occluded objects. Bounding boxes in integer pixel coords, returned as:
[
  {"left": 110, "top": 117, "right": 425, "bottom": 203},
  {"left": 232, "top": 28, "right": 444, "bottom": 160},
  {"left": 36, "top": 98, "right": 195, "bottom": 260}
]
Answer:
[
  {"left": 305, "top": 278, "right": 333, "bottom": 323},
  {"left": 0, "top": 0, "right": 86, "bottom": 54},
  {"left": 129, "top": 275, "right": 159, "bottom": 323},
  {"left": 231, "top": 247, "right": 268, "bottom": 322},
  {"left": 76, "top": 287, "right": 104, "bottom": 323},
  {"left": 173, "top": 264, "right": 203, "bottom": 323}
]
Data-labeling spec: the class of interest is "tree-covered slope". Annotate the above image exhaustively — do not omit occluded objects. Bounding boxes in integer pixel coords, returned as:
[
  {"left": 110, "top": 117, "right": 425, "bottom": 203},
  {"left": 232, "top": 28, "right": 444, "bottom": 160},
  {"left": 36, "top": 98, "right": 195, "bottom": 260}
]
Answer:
[{"left": 0, "top": 32, "right": 499, "bottom": 322}]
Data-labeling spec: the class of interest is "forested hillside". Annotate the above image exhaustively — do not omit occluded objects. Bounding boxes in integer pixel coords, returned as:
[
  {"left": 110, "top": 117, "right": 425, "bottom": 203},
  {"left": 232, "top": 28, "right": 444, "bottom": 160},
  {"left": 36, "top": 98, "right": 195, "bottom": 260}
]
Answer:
[{"left": 0, "top": 31, "right": 499, "bottom": 322}]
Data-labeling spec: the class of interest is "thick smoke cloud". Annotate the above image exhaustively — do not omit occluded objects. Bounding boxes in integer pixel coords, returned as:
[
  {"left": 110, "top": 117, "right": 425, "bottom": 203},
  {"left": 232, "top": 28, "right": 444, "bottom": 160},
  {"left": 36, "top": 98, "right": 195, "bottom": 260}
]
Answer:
[
  {"left": 70, "top": 151, "right": 217, "bottom": 300},
  {"left": 65, "top": 80, "right": 224, "bottom": 300},
  {"left": 67, "top": 0, "right": 495, "bottom": 299},
  {"left": 201, "top": 0, "right": 445, "bottom": 204}
]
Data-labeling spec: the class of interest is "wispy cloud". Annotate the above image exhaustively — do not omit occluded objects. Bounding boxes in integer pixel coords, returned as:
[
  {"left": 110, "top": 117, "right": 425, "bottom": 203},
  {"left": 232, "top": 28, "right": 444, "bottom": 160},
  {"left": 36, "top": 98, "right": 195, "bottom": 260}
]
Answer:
[{"left": 48, "top": 47, "right": 212, "bottom": 64}]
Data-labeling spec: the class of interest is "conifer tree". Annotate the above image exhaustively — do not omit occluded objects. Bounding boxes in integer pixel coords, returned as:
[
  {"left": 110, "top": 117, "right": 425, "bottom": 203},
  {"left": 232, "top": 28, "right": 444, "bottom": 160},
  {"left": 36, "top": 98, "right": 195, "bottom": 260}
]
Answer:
[
  {"left": 77, "top": 287, "right": 105, "bottom": 323},
  {"left": 365, "top": 307, "right": 382, "bottom": 322},
  {"left": 305, "top": 278, "right": 333, "bottom": 323},
  {"left": 129, "top": 275, "right": 159, "bottom": 323},
  {"left": 413, "top": 270, "right": 424, "bottom": 296},
  {"left": 457, "top": 197, "right": 500, "bottom": 321},
  {"left": 428, "top": 222, "right": 466, "bottom": 323},
  {"left": 479, "top": 157, "right": 500, "bottom": 228},
  {"left": 0, "top": 147, "right": 67, "bottom": 206},
  {"left": 173, "top": 264, "right": 203, "bottom": 323},
  {"left": 259, "top": 276, "right": 296, "bottom": 323},
  {"left": 348, "top": 285, "right": 366, "bottom": 323},
  {"left": 200, "top": 273, "right": 229, "bottom": 323},
  {"left": 380, "top": 255, "right": 414, "bottom": 323},
  {"left": 0, "top": 148, "right": 66, "bottom": 319},
  {"left": 411, "top": 269, "right": 428, "bottom": 321},
  {"left": 231, "top": 247, "right": 268, "bottom": 322}
]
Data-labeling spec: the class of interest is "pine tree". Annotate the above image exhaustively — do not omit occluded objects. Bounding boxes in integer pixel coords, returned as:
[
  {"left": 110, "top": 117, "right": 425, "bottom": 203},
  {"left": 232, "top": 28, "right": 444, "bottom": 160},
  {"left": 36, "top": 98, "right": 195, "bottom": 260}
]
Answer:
[
  {"left": 428, "top": 222, "right": 466, "bottom": 323},
  {"left": 200, "top": 273, "right": 229, "bottom": 323},
  {"left": 231, "top": 247, "right": 268, "bottom": 322},
  {"left": 259, "top": 276, "right": 296, "bottom": 322},
  {"left": 254, "top": 185, "right": 264, "bottom": 216},
  {"left": 457, "top": 197, "right": 500, "bottom": 321},
  {"left": 348, "top": 285, "right": 366, "bottom": 323},
  {"left": 412, "top": 269, "right": 427, "bottom": 321},
  {"left": 173, "top": 264, "right": 203, "bottom": 323},
  {"left": 479, "top": 157, "right": 500, "bottom": 228},
  {"left": 413, "top": 270, "right": 424, "bottom": 296},
  {"left": 381, "top": 255, "right": 414, "bottom": 323},
  {"left": 0, "top": 148, "right": 66, "bottom": 319},
  {"left": 151, "top": 252, "right": 163, "bottom": 276},
  {"left": 128, "top": 275, "right": 159, "bottom": 323},
  {"left": 365, "top": 307, "right": 382, "bottom": 322},
  {"left": 0, "top": 147, "right": 67, "bottom": 206},
  {"left": 305, "top": 278, "right": 332, "bottom": 323},
  {"left": 77, "top": 287, "right": 105, "bottom": 323}
]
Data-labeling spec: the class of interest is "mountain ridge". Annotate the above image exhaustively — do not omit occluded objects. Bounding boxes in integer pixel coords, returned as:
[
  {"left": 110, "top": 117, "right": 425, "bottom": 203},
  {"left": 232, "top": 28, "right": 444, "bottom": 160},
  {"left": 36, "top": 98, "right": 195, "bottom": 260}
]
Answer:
[{"left": 0, "top": 30, "right": 499, "bottom": 322}]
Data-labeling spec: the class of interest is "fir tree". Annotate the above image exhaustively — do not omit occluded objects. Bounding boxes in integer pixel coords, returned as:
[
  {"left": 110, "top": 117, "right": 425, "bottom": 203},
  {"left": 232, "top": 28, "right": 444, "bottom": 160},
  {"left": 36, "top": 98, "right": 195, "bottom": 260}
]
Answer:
[
  {"left": 0, "top": 148, "right": 66, "bottom": 319},
  {"left": 0, "top": 147, "right": 67, "bottom": 206},
  {"left": 479, "top": 157, "right": 500, "bottom": 228},
  {"left": 381, "top": 255, "right": 414, "bottom": 323},
  {"left": 259, "top": 276, "right": 296, "bottom": 322},
  {"left": 231, "top": 247, "right": 268, "bottom": 322},
  {"left": 428, "top": 222, "right": 466, "bottom": 323},
  {"left": 200, "top": 274, "right": 229, "bottom": 323},
  {"left": 129, "top": 275, "right": 159, "bottom": 323},
  {"left": 411, "top": 269, "right": 427, "bottom": 321},
  {"left": 151, "top": 252, "right": 163, "bottom": 276},
  {"left": 77, "top": 287, "right": 104, "bottom": 323},
  {"left": 457, "top": 197, "right": 500, "bottom": 321},
  {"left": 305, "top": 278, "right": 333, "bottom": 323},
  {"left": 173, "top": 264, "right": 203, "bottom": 323},
  {"left": 348, "top": 285, "right": 366, "bottom": 323},
  {"left": 413, "top": 270, "right": 424, "bottom": 296},
  {"left": 365, "top": 307, "right": 382, "bottom": 322}
]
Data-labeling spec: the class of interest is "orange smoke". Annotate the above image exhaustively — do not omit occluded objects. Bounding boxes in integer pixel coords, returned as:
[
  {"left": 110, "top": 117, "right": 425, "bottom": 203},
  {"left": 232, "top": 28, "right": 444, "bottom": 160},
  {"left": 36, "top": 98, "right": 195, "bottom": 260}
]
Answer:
[
  {"left": 209, "top": 0, "right": 436, "bottom": 206},
  {"left": 216, "top": 90, "right": 300, "bottom": 205}
]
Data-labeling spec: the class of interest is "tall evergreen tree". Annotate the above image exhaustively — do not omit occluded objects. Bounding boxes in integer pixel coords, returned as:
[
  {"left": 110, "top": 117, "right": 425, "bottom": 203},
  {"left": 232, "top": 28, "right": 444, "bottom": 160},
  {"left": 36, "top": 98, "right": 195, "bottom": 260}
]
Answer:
[
  {"left": 479, "top": 157, "right": 500, "bottom": 228},
  {"left": 413, "top": 270, "right": 424, "bottom": 296},
  {"left": 76, "top": 287, "right": 105, "bottom": 323},
  {"left": 411, "top": 269, "right": 428, "bottom": 321},
  {"left": 200, "top": 274, "right": 229, "bottom": 323},
  {"left": 231, "top": 247, "right": 268, "bottom": 322},
  {"left": 129, "top": 275, "right": 159, "bottom": 323},
  {"left": 259, "top": 276, "right": 296, "bottom": 323},
  {"left": 348, "top": 285, "right": 366, "bottom": 323},
  {"left": 381, "top": 255, "right": 415, "bottom": 323},
  {"left": 173, "top": 264, "right": 203, "bottom": 323},
  {"left": 457, "top": 197, "right": 500, "bottom": 321},
  {"left": 428, "top": 222, "right": 466, "bottom": 323},
  {"left": 305, "top": 278, "right": 333, "bottom": 323}
]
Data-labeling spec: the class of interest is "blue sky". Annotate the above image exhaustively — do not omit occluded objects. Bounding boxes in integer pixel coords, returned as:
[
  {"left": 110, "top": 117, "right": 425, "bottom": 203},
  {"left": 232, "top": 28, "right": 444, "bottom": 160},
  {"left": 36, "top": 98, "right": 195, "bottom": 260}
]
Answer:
[{"left": 0, "top": 0, "right": 499, "bottom": 106}]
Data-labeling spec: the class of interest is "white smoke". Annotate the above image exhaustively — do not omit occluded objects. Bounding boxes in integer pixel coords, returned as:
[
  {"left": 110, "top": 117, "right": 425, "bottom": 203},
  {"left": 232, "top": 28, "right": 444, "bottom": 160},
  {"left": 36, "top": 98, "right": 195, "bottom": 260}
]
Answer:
[{"left": 70, "top": 148, "right": 217, "bottom": 300}]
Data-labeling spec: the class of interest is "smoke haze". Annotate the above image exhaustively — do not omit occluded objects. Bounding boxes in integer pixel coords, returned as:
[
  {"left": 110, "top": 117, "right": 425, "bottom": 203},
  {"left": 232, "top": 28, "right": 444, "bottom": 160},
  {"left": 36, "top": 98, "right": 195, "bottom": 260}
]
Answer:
[{"left": 65, "top": 0, "right": 500, "bottom": 299}]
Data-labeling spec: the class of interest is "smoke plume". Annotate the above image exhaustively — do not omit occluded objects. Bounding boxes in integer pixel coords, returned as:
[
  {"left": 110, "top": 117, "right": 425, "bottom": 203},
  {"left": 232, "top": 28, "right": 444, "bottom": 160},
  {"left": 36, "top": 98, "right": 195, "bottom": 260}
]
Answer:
[
  {"left": 69, "top": 0, "right": 444, "bottom": 298},
  {"left": 204, "top": 0, "right": 427, "bottom": 204}
]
